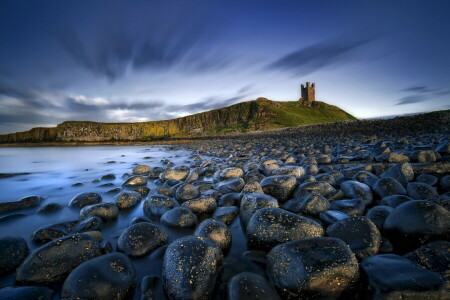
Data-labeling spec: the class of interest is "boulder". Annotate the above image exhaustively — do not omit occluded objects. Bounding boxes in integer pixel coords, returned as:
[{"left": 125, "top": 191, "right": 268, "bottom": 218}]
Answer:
[
  {"left": 121, "top": 175, "right": 147, "bottom": 187},
  {"left": 0, "top": 195, "right": 44, "bottom": 214},
  {"left": 114, "top": 191, "right": 142, "bottom": 209},
  {"left": 0, "top": 236, "right": 28, "bottom": 275},
  {"left": 240, "top": 193, "right": 278, "bottom": 228},
  {"left": 340, "top": 180, "right": 373, "bottom": 205},
  {"left": 69, "top": 192, "right": 102, "bottom": 208},
  {"left": 215, "top": 177, "right": 245, "bottom": 194},
  {"left": 213, "top": 206, "right": 239, "bottom": 225},
  {"left": 143, "top": 195, "right": 179, "bottom": 219},
  {"left": 0, "top": 286, "right": 53, "bottom": 300},
  {"left": 117, "top": 223, "right": 168, "bottom": 257},
  {"left": 163, "top": 236, "right": 223, "bottom": 300},
  {"left": 61, "top": 253, "right": 137, "bottom": 300},
  {"left": 228, "top": 272, "right": 280, "bottom": 300},
  {"left": 282, "top": 193, "right": 330, "bottom": 216},
  {"left": 267, "top": 237, "right": 359, "bottom": 299},
  {"left": 260, "top": 175, "right": 297, "bottom": 202},
  {"left": 247, "top": 207, "right": 324, "bottom": 251},
  {"left": 182, "top": 197, "right": 217, "bottom": 215},
  {"left": 160, "top": 207, "right": 197, "bottom": 228},
  {"left": 175, "top": 184, "right": 200, "bottom": 202},
  {"left": 80, "top": 202, "right": 119, "bottom": 221},
  {"left": 194, "top": 219, "right": 232, "bottom": 250}
]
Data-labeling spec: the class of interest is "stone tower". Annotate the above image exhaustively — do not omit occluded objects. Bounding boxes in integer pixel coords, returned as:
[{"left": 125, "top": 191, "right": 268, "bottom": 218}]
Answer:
[{"left": 300, "top": 82, "right": 315, "bottom": 103}]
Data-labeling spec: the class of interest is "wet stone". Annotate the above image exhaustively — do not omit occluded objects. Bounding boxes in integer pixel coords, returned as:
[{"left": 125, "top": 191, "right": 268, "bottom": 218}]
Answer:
[
  {"left": 293, "top": 181, "right": 337, "bottom": 199},
  {"left": 114, "top": 191, "right": 142, "bottom": 209},
  {"left": 340, "top": 180, "right": 373, "bottom": 205},
  {"left": 0, "top": 236, "right": 29, "bottom": 275},
  {"left": 282, "top": 193, "right": 330, "bottom": 216},
  {"left": 213, "top": 206, "right": 239, "bottom": 225},
  {"left": 182, "top": 196, "right": 217, "bottom": 215},
  {"left": 240, "top": 193, "right": 278, "bottom": 228},
  {"left": 260, "top": 175, "right": 297, "bottom": 202},
  {"left": 326, "top": 216, "right": 381, "bottom": 259},
  {"left": 163, "top": 236, "right": 223, "bottom": 300},
  {"left": 227, "top": 272, "right": 280, "bottom": 300},
  {"left": 319, "top": 210, "right": 350, "bottom": 227},
  {"left": 117, "top": 222, "right": 168, "bottom": 257},
  {"left": 194, "top": 218, "right": 232, "bottom": 251},
  {"left": 372, "top": 178, "right": 406, "bottom": 199},
  {"left": 133, "top": 164, "right": 151, "bottom": 175},
  {"left": 247, "top": 207, "right": 324, "bottom": 251},
  {"left": 69, "top": 192, "right": 102, "bottom": 208},
  {"left": 329, "top": 198, "right": 366, "bottom": 216},
  {"left": 406, "top": 182, "right": 438, "bottom": 200},
  {"left": 15, "top": 234, "right": 102, "bottom": 286},
  {"left": 175, "top": 183, "right": 200, "bottom": 202},
  {"left": 365, "top": 205, "right": 393, "bottom": 230},
  {"left": 267, "top": 237, "right": 359, "bottom": 299},
  {"left": 0, "top": 286, "right": 53, "bottom": 300},
  {"left": 160, "top": 206, "right": 198, "bottom": 228},
  {"left": 360, "top": 254, "right": 445, "bottom": 299},
  {"left": 37, "top": 202, "right": 62, "bottom": 213},
  {"left": 215, "top": 177, "right": 245, "bottom": 194},
  {"left": 79, "top": 202, "right": 119, "bottom": 221},
  {"left": 0, "top": 195, "right": 44, "bottom": 214},
  {"left": 61, "top": 253, "right": 137, "bottom": 300},
  {"left": 121, "top": 175, "right": 147, "bottom": 187},
  {"left": 143, "top": 195, "right": 179, "bottom": 219}
]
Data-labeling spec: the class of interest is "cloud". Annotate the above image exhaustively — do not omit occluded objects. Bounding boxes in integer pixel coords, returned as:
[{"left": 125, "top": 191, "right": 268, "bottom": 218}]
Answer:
[
  {"left": 266, "top": 35, "right": 377, "bottom": 75},
  {"left": 71, "top": 95, "right": 109, "bottom": 106},
  {"left": 395, "top": 84, "right": 450, "bottom": 105}
]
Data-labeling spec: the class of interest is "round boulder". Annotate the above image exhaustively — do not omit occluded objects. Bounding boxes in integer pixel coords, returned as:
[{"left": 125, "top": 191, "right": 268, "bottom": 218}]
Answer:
[
  {"left": 182, "top": 197, "right": 217, "bottom": 215},
  {"left": 160, "top": 207, "right": 197, "bottom": 228},
  {"left": 121, "top": 175, "right": 147, "bottom": 187},
  {"left": 247, "top": 207, "right": 324, "bottom": 251},
  {"left": 260, "top": 175, "right": 297, "bottom": 202},
  {"left": 163, "top": 236, "right": 223, "bottom": 300},
  {"left": 80, "top": 202, "right": 119, "bottom": 221},
  {"left": 240, "top": 193, "right": 278, "bottom": 228},
  {"left": 383, "top": 201, "right": 450, "bottom": 252},
  {"left": 69, "top": 192, "right": 102, "bottom": 208},
  {"left": 0, "top": 236, "right": 29, "bottom": 275},
  {"left": 62, "top": 253, "right": 137, "bottom": 300},
  {"left": 114, "top": 191, "right": 142, "bottom": 209},
  {"left": 326, "top": 216, "right": 381, "bottom": 259},
  {"left": 267, "top": 237, "right": 359, "bottom": 299},
  {"left": 175, "top": 184, "right": 200, "bottom": 202},
  {"left": 228, "top": 272, "right": 280, "bottom": 300},
  {"left": 143, "top": 195, "right": 179, "bottom": 219},
  {"left": 194, "top": 219, "right": 232, "bottom": 250},
  {"left": 118, "top": 223, "right": 168, "bottom": 257}
]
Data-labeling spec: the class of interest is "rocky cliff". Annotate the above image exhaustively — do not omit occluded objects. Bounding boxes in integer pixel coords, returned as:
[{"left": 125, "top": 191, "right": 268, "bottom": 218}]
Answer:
[{"left": 0, "top": 98, "right": 356, "bottom": 143}]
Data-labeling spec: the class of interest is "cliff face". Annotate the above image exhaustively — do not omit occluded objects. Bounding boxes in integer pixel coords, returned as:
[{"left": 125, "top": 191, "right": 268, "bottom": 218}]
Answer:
[{"left": 0, "top": 99, "right": 355, "bottom": 143}]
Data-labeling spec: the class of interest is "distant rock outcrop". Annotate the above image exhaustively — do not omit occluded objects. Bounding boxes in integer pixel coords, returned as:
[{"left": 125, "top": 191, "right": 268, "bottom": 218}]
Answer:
[{"left": 0, "top": 98, "right": 355, "bottom": 143}]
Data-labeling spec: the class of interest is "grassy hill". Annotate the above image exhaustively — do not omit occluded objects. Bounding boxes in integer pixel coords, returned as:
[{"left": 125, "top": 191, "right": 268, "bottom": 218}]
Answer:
[{"left": 0, "top": 98, "right": 356, "bottom": 143}]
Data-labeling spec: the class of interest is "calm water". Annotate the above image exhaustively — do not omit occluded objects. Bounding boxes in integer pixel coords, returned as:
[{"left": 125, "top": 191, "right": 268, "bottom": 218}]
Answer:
[{"left": 0, "top": 146, "right": 248, "bottom": 298}]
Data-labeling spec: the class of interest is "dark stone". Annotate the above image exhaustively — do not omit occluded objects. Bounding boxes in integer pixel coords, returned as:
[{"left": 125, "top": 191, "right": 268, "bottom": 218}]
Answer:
[
  {"left": 160, "top": 207, "right": 197, "bottom": 228},
  {"left": 247, "top": 207, "right": 324, "bottom": 251},
  {"left": 406, "top": 182, "right": 438, "bottom": 200},
  {"left": 213, "top": 206, "right": 239, "bottom": 225},
  {"left": 326, "top": 216, "right": 381, "bottom": 259},
  {"left": 293, "top": 181, "right": 336, "bottom": 199},
  {"left": 219, "top": 167, "right": 244, "bottom": 179},
  {"left": 175, "top": 184, "right": 200, "bottom": 202},
  {"left": 319, "top": 210, "right": 350, "bottom": 227},
  {"left": 267, "top": 237, "right": 359, "bottom": 299},
  {"left": 384, "top": 201, "right": 450, "bottom": 253},
  {"left": 131, "top": 186, "right": 150, "bottom": 196},
  {"left": 416, "top": 174, "right": 438, "bottom": 186},
  {"left": 379, "top": 194, "right": 413, "bottom": 208},
  {"left": 228, "top": 272, "right": 281, "bottom": 300},
  {"left": 0, "top": 236, "right": 28, "bottom": 275},
  {"left": 240, "top": 193, "right": 278, "bottom": 228},
  {"left": 100, "top": 173, "right": 116, "bottom": 180},
  {"left": 194, "top": 218, "right": 232, "bottom": 250},
  {"left": 80, "top": 202, "right": 119, "bottom": 221},
  {"left": 118, "top": 223, "right": 168, "bottom": 257},
  {"left": 0, "top": 195, "right": 44, "bottom": 214},
  {"left": 129, "top": 215, "right": 153, "bottom": 225},
  {"left": 37, "top": 202, "right": 62, "bottom": 213},
  {"left": 133, "top": 164, "right": 151, "bottom": 175},
  {"left": 61, "top": 253, "right": 137, "bottom": 300},
  {"left": 163, "top": 236, "right": 223, "bottom": 300},
  {"left": 182, "top": 196, "right": 217, "bottom": 215},
  {"left": 260, "top": 175, "right": 297, "bottom": 202},
  {"left": 15, "top": 234, "right": 102, "bottom": 286},
  {"left": 360, "top": 254, "right": 445, "bottom": 299},
  {"left": 340, "top": 180, "right": 373, "bottom": 205},
  {"left": 121, "top": 175, "right": 147, "bottom": 187},
  {"left": 215, "top": 177, "right": 245, "bottom": 194},
  {"left": 365, "top": 205, "right": 393, "bottom": 230},
  {"left": 31, "top": 218, "right": 103, "bottom": 243},
  {"left": 0, "top": 286, "right": 53, "bottom": 300},
  {"left": 143, "top": 195, "right": 179, "bottom": 219},
  {"left": 69, "top": 192, "right": 102, "bottom": 208},
  {"left": 380, "top": 162, "right": 414, "bottom": 187},
  {"left": 218, "top": 192, "right": 240, "bottom": 207},
  {"left": 114, "top": 191, "right": 142, "bottom": 209},
  {"left": 271, "top": 165, "right": 305, "bottom": 178},
  {"left": 373, "top": 178, "right": 406, "bottom": 198},
  {"left": 329, "top": 198, "right": 366, "bottom": 216},
  {"left": 404, "top": 240, "right": 450, "bottom": 281},
  {"left": 282, "top": 193, "right": 330, "bottom": 216},
  {"left": 160, "top": 168, "right": 189, "bottom": 181}
]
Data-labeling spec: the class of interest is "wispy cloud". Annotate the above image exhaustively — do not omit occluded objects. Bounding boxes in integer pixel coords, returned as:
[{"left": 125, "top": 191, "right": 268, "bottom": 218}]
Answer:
[
  {"left": 266, "top": 34, "right": 378, "bottom": 75},
  {"left": 395, "top": 84, "right": 450, "bottom": 105}
]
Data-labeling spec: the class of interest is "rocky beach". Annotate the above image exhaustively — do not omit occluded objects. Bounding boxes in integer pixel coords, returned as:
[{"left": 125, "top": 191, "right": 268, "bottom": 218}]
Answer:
[{"left": 0, "top": 110, "right": 449, "bottom": 299}]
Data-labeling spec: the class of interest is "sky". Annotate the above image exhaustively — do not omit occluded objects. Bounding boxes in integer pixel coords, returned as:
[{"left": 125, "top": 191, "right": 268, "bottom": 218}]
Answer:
[{"left": 0, "top": 0, "right": 449, "bottom": 134}]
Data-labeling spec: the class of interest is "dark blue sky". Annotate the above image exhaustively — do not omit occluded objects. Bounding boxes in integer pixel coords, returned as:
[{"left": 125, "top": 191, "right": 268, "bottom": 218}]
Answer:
[{"left": 1, "top": 0, "right": 449, "bottom": 133}]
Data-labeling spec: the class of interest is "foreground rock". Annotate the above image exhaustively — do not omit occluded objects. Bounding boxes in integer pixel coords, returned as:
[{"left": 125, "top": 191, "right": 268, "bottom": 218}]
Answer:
[
  {"left": 62, "top": 253, "right": 137, "bottom": 300},
  {"left": 228, "top": 272, "right": 280, "bottom": 300},
  {"left": 240, "top": 193, "right": 278, "bottom": 228},
  {"left": 267, "top": 237, "right": 359, "bottom": 299},
  {"left": 69, "top": 192, "right": 102, "bottom": 208},
  {"left": 163, "top": 236, "right": 223, "bottom": 300},
  {"left": 79, "top": 202, "right": 119, "bottom": 221},
  {"left": 361, "top": 254, "right": 445, "bottom": 299},
  {"left": 15, "top": 234, "right": 102, "bottom": 286},
  {"left": 143, "top": 195, "right": 179, "bottom": 219},
  {"left": 194, "top": 219, "right": 232, "bottom": 251},
  {"left": 0, "top": 236, "right": 29, "bottom": 275},
  {"left": 117, "top": 223, "right": 168, "bottom": 257},
  {"left": 160, "top": 207, "right": 197, "bottom": 228},
  {"left": 247, "top": 207, "right": 324, "bottom": 251},
  {"left": 114, "top": 191, "right": 142, "bottom": 209},
  {"left": 0, "top": 286, "right": 53, "bottom": 300},
  {"left": 383, "top": 200, "right": 450, "bottom": 252},
  {"left": 0, "top": 195, "right": 44, "bottom": 214},
  {"left": 260, "top": 175, "right": 297, "bottom": 202},
  {"left": 326, "top": 216, "right": 381, "bottom": 259}
]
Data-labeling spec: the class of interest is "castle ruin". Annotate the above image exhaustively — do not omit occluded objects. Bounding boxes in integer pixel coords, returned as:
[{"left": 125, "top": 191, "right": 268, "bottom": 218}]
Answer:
[{"left": 300, "top": 82, "right": 315, "bottom": 105}]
